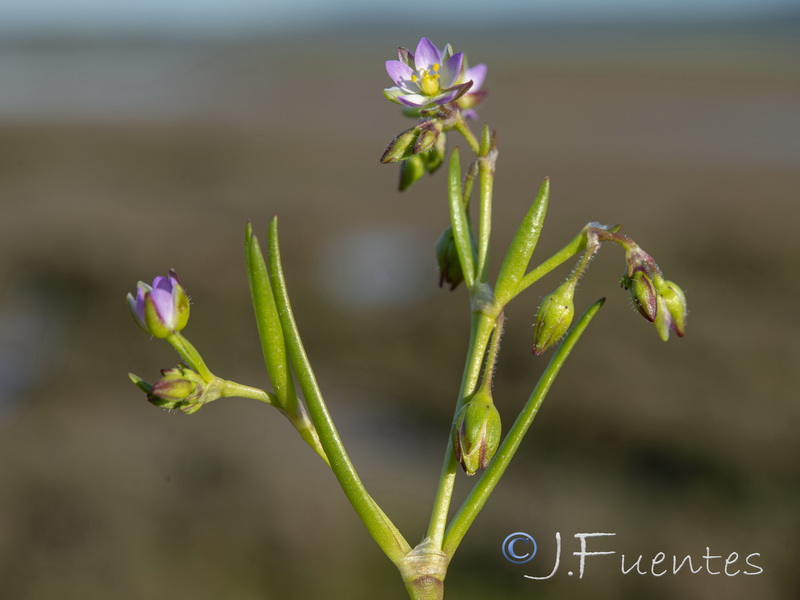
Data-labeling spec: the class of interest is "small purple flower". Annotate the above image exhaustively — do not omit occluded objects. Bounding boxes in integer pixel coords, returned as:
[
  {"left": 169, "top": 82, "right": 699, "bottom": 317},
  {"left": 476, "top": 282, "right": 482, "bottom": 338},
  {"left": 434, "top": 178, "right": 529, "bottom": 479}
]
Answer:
[
  {"left": 127, "top": 269, "right": 190, "bottom": 338},
  {"left": 383, "top": 38, "right": 473, "bottom": 108},
  {"left": 456, "top": 62, "right": 488, "bottom": 118}
]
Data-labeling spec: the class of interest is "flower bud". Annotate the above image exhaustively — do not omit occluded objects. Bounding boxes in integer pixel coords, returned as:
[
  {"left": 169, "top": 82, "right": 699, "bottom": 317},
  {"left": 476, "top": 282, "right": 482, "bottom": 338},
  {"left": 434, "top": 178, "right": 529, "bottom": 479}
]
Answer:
[
  {"left": 422, "top": 131, "right": 447, "bottom": 174},
  {"left": 127, "top": 270, "right": 189, "bottom": 339},
  {"left": 622, "top": 268, "right": 657, "bottom": 323},
  {"left": 381, "top": 127, "right": 418, "bottom": 164},
  {"left": 453, "top": 390, "right": 502, "bottom": 476},
  {"left": 129, "top": 365, "right": 220, "bottom": 414},
  {"left": 413, "top": 121, "right": 441, "bottom": 155},
  {"left": 435, "top": 226, "right": 464, "bottom": 290},
  {"left": 398, "top": 154, "right": 426, "bottom": 191},
  {"left": 653, "top": 277, "right": 687, "bottom": 340},
  {"left": 532, "top": 280, "right": 576, "bottom": 356}
]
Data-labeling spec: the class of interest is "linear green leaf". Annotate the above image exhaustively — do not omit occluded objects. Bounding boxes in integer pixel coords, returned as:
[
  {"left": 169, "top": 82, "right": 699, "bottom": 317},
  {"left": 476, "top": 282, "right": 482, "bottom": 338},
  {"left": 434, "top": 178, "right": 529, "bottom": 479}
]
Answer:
[
  {"left": 244, "top": 222, "right": 296, "bottom": 407},
  {"left": 448, "top": 148, "right": 476, "bottom": 289},
  {"left": 494, "top": 177, "right": 550, "bottom": 305},
  {"left": 266, "top": 217, "right": 411, "bottom": 563}
]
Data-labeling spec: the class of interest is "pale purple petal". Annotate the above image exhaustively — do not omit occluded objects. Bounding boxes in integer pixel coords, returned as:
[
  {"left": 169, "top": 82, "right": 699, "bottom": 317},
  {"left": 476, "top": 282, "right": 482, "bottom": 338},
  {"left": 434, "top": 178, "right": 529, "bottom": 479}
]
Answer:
[
  {"left": 415, "top": 37, "right": 441, "bottom": 70},
  {"left": 440, "top": 43, "right": 453, "bottom": 64},
  {"left": 386, "top": 60, "right": 414, "bottom": 87},
  {"left": 151, "top": 275, "right": 173, "bottom": 293},
  {"left": 434, "top": 81, "right": 473, "bottom": 105},
  {"left": 432, "top": 90, "right": 460, "bottom": 105},
  {"left": 397, "top": 93, "right": 430, "bottom": 107},
  {"left": 398, "top": 47, "right": 414, "bottom": 68},
  {"left": 383, "top": 87, "right": 405, "bottom": 103},
  {"left": 465, "top": 64, "right": 487, "bottom": 91},
  {"left": 150, "top": 287, "right": 176, "bottom": 328},
  {"left": 134, "top": 282, "right": 150, "bottom": 323},
  {"left": 440, "top": 52, "right": 463, "bottom": 88}
]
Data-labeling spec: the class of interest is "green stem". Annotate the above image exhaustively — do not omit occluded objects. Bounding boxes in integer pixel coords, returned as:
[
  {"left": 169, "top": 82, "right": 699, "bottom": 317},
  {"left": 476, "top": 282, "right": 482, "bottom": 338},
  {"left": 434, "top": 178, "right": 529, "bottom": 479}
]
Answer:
[
  {"left": 425, "top": 309, "right": 498, "bottom": 548},
  {"left": 221, "top": 380, "right": 277, "bottom": 405},
  {"left": 454, "top": 119, "right": 480, "bottom": 155},
  {"left": 515, "top": 232, "right": 586, "bottom": 297},
  {"left": 267, "top": 218, "right": 410, "bottom": 564},
  {"left": 442, "top": 299, "right": 605, "bottom": 556},
  {"left": 515, "top": 223, "right": 622, "bottom": 299},
  {"left": 166, "top": 333, "right": 213, "bottom": 381},
  {"left": 220, "top": 380, "right": 330, "bottom": 465}
]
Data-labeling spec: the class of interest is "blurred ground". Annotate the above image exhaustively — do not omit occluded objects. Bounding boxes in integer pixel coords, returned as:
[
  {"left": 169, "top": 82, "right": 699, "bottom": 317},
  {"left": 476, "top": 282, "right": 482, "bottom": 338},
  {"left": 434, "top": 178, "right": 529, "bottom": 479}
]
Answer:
[{"left": 0, "top": 24, "right": 799, "bottom": 599}]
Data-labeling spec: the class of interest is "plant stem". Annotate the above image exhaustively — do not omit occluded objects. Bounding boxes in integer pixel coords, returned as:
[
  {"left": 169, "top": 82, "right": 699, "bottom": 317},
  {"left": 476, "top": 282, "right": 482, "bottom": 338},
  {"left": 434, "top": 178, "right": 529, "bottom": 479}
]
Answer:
[
  {"left": 442, "top": 299, "right": 605, "bottom": 556},
  {"left": 454, "top": 119, "right": 480, "bottom": 154},
  {"left": 166, "top": 333, "right": 213, "bottom": 381},
  {"left": 515, "top": 231, "right": 586, "bottom": 296},
  {"left": 426, "top": 309, "right": 498, "bottom": 548}
]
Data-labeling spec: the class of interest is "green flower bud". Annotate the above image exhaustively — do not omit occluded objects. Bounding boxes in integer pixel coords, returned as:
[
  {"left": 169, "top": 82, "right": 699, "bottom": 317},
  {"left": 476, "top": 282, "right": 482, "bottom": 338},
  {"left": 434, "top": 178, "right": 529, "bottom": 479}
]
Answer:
[
  {"left": 453, "top": 390, "right": 502, "bottom": 476},
  {"left": 380, "top": 127, "right": 418, "bottom": 164},
  {"left": 417, "top": 131, "right": 447, "bottom": 176},
  {"left": 436, "top": 225, "right": 477, "bottom": 291},
  {"left": 532, "top": 280, "right": 576, "bottom": 356},
  {"left": 129, "top": 365, "right": 222, "bottom": 415},
  {"left": 435, "top": 227, "right": 462, "bottom": 290},
  {"left": 622, "top": 268, "right": 657, "bottom": 323},
  {"left": 413, "top": 121, "right": 441, "bottom": 155},
  {"left": 398, "top": 154, "right": 426, "bottom": 191},
  {"left": 653, "top": 277, "right": 687, "bottom": 340}
]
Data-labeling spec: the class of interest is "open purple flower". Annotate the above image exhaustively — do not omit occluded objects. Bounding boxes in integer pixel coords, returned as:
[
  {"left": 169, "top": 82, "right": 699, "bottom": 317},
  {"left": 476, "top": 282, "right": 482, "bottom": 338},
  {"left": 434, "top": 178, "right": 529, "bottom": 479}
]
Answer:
[
  {"left": 127, "top": 269, "right": 190, "bottom": 338},
  {"left": 383, "top": 38, "right": 473, "bottom": 108}
]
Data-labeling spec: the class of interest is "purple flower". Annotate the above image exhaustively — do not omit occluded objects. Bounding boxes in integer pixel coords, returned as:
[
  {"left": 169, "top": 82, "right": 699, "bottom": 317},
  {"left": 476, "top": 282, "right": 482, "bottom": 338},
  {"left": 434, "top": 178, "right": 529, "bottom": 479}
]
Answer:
[
  {"left": 383, "top": 38, "right": 473, "bottom": 108},
  {"left": 455, "top": 62, "right": 488, "bottom": 118},
  {"left": 127, "top": 269, "right": 190, "bottom": 338}
]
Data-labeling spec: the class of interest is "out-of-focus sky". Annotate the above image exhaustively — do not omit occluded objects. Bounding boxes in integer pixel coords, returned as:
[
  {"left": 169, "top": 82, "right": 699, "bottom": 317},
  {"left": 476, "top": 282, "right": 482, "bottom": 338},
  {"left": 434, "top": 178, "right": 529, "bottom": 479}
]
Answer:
[{"left": 0, "top": 0, "right": 796, "bottom": 34}]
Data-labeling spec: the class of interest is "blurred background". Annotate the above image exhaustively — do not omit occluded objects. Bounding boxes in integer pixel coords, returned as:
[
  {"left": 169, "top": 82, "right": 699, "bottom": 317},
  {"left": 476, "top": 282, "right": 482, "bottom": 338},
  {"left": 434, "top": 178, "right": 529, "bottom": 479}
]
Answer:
[{"left": 1, "top": 1, "right": 798, "bottom": 598}]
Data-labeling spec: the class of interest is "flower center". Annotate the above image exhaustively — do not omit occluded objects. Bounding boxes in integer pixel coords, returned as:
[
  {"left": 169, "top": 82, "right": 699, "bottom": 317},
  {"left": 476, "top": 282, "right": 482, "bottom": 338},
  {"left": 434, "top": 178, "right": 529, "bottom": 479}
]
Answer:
[{"left": 412, "top": 63, "right": 440, "bottom": 96}]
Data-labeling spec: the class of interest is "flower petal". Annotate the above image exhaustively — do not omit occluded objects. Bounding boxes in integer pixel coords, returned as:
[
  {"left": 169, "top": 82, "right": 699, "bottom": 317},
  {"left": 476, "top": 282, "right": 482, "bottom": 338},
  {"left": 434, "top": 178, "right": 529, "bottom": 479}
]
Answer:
[
  {"left": 398, "top": 46, "right": 414, "bottom": 69},
  {"left": 440, "top": 52, "right": 463, "bottom": 88},
  {"left": 397, "top": 93, "right": 430, "bottom": 107},
  {"left": 415, "top": 37, "right": 441, "bottom": 70},
  {"left": 464, "top": 64, "right": 487, "bottom": 91},
  {"left": 383, "top": 86, "right": 405, "bottom": 104},
  {"left": 435, "top": 81, "right": 473, "bottom": 105},
  {"left": 150, "top": 286, "right": 176, "bottom": 328},
  {"left": 441, "top": 43, "right": 453, "bottom": 65},
  {"left": 386, "top": 60, "right": 414, "bottom": 87},
  {"left": 151, "top": 275, "right": 173, "bottom": 294}
]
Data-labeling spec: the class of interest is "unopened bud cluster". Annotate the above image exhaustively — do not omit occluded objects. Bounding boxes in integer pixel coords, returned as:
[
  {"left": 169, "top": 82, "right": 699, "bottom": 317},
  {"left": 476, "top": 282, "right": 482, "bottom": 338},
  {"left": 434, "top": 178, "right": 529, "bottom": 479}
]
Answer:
[
  {"left": 129, "top": 365, "right": 222, "bottom": 415},
  {"left": 620, "top": 244, "right": 687, "bottom": 341}
]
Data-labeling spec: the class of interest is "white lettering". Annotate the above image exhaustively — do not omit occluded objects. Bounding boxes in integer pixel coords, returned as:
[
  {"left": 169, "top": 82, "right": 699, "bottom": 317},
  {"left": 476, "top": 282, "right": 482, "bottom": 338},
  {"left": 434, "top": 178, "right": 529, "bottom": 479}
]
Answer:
[
  {"left": 573, "top": 533, "right": 616, "bottom": 579},
  {"left": 673, "top": 553, "right": 702, "bottom": 575},
  {"left": 743, "top": 553, "right": 763, "bottom": 575},
  {"left": 620, "top": 554, "right": 646, "bottom": 575},
  {"left": 524, "top": 532, "right": 561, "bottom": 581},
  {"left": 650, "top": 551, "right": 667, "bottom": 576}
]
